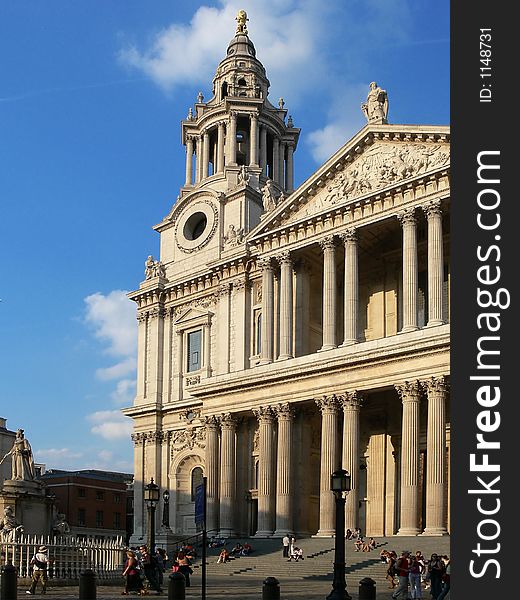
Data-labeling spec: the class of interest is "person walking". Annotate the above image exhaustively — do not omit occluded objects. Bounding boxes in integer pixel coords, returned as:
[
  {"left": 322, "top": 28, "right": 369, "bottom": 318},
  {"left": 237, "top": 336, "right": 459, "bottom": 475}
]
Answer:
[
  {"left": 392, "top": 550, "right": 411, "bottom": 600},
  {"left": 408, "top": 555, "right": 423, "bottom": 599},
  {"left": 26, "top": 545, "right": 49, "bottom": 595},
  {"left": 121, "top": 550, "right": 145, "bottom": 596},
  {"left": 139, "top": 545, "right": 162, "bottom": 595},
  {"left": 282, "top": 534, "right": 290, "bottom": 558},
  {"left": 427, "top": 553, "right": 445, "bottom": 600},
  {"left": 437, "top": 556, "right": 451, "bottom": 600}
]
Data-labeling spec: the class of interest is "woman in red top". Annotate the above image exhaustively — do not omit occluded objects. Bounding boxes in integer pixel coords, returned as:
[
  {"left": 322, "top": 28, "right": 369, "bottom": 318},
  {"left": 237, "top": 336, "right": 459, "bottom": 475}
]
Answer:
[{"left": 121, "top": 550, "right": 145, "bottom": 596}]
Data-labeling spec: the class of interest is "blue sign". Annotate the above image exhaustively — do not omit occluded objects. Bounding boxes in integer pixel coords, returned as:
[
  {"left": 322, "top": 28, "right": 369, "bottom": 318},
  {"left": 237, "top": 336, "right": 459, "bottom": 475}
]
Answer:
[{"left": 194, "top": 482, "right": 205, "bottom": 525}]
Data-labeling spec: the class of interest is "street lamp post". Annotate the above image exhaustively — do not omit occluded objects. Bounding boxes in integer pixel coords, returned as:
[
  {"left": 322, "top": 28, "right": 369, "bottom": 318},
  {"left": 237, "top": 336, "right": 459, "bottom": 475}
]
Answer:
[
  {"left": 162, "top": 489, "right": 170, "bottom": 528},
  {"left": 326, "top": 468, "right": 352, "bottom": 600},
  {"left": 144, "top": 478, "right": 160, "bottom": 554}
]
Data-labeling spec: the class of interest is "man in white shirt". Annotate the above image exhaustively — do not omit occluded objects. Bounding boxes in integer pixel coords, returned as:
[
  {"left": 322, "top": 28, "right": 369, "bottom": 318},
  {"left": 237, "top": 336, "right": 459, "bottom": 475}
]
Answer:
[
  {"left": 282, "top": 535, "right": 290, "bottom": 558},
  {"left": 26, "top": 545, "right": 49, "bottom": 595}
]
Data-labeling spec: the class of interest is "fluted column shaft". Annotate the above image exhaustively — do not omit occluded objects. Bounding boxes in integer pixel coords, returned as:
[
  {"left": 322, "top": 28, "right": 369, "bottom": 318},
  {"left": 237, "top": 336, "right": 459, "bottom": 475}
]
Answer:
[
  {"left": 260, "top": 126, "right": 268, "bottom": 176},
  {"left": 316, "top": 396, "right": 340, "bottom": 536},
  {"left": 286, "top": 143, "right": 294, "bottom": 191},
  {"left": 277, "top": 252, "right": 293, "bottom": 360},
  {"left": 425, "top": 200, "right": 445, "bottom": 326},
  {"left": 399, "top": 208, "right": 419, "bottom": 332},
  {"left": 396, "top": 381, "right": 422, "bottom": 535},
  {"left": 195, "top": 136, "right": 203, "bottom": 183},
  {"left": 320, "top": 237, "right": 337, "bottom": 350},
  {"left": 229, "top": 112, "right": 237, "bottom": 165},
  {"left": 341, "top": 229, "right": 359, "bottom": 345},
  {"left": 279, "top": 141, "right": 285, "bottom": 187},
  {"left": 202, "top": 131, "right": 210, "bottom": 179},
  {"left": 341, "top": 392, "right": 363, "bottom": 530},
  {"left": 274, "top": 404, "right": 295, "bottom": 536},
  {"left": 272, "top": 137, "right": 280, "bottom": 184},
  {"left": 185, "top": 136, "right": 194, "bottom": 186},
  {"left": 219, "top": 414, "right": 237, "bottom": 536},
  {"left": 422, "top": 377, "right": 448, "bottom": 535},
  {"left": 250, "top": 114, "right": 259, "bottom": 166},
  {"left": 204, "top": 416, "right": 220, "bottom": 534},
  {"left": 254, "top": 407, "right": 276, "bottom": 536},
  {"left": 217, "top": 122, "right": 225, "bottom": 173},
  {"left": 260, "top": 258, "right": 274, "bottom": 364}
]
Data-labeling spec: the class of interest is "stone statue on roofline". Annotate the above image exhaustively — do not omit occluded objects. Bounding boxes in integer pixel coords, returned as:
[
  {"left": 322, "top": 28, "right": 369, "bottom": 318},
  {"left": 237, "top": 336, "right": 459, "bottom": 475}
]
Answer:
[
  {"left": 261, "top": 179, "right": 278, "bottom": 213},
  {"left": 236, "top": 9, "right": 249, "bottom": 35},
  {"left": 361, "top": 81, "right": 389, "bottom": 124},
  {"left": 144, "top": 255, "right": 166, "bottom": 280}
]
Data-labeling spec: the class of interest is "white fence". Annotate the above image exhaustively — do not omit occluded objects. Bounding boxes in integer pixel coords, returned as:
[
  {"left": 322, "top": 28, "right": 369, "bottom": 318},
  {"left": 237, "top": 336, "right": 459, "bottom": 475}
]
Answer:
[{"left": 0, "top": 534, "right": 126, "bottom": 580}]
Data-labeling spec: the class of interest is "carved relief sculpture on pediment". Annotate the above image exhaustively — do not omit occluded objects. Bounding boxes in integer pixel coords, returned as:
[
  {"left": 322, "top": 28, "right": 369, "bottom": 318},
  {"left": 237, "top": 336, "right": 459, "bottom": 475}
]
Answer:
[{"left": 296, "top": 142, "right": 450, "bottom": 219}]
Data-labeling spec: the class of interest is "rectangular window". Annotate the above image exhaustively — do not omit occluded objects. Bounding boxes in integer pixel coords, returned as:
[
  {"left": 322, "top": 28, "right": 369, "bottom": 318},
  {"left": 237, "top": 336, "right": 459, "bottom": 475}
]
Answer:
[
  {"left": 95, "top": 510, "right": 104, "bottom": 527},
  {"left": 96, "top": 490, "right": 104, "bottom": 501},
  {"left": 78, "top": 488, "right": 86, "bottom": 498},
  {"left": 187, "top": 329, "right": 202, "bottom": 372},
  {"left": 78, "top": 509, "right": 86, "bottom": 526},
  {"left": 114, "top": 493, "right": 121, "bottom": 503},
  {"left": 114, "top": 512, "right": 121, "bottom": 529}
]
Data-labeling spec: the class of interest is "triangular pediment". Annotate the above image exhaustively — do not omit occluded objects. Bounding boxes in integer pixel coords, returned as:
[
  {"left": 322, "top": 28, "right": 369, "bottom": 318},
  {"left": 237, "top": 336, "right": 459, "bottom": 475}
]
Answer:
[
  {"left": 174, "top": 306, "right": 212, "bottom": 326},
  {"left": 251, "top": 124, "right": 450, "bottom": 237}
]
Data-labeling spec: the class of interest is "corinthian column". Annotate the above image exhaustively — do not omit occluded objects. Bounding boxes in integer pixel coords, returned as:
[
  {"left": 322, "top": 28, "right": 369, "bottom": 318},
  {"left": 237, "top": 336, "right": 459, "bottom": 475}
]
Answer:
[
  {"left": 228, "top": 112, "right": 237, "bottom": 165},
  {"left": 219, "top": 413, "right": 237, "bottom": 537},
  {"left": 340, "top": 228, "right": 359, "bottom": 345},
  {"left": 279, "top": 141, "right": 286, "bottom": 188},
  {"left": 259, "top": 258, "right": 274, "bottom": 364},
  {"left": 398, "top": 208, "right": 419, "bottom": 332},
  {"left": 320, "top": 236, "right": 337, "bottom": 351},
  {"left": 424, "top": 200, "right": 445, "bottom": 326},
  {"left": 217, "top": 122, "right": 225, "bottom": 173},
  {"left": 286, "top": 142, "right": 294, "bottom": 192},
  {"left": 340, "top": 391, "right": 363, "bottom": 530},
  {"left": 274, "top": 403, "right": 295, "bottom": 536},
  {"left": 203, "top": 416, "right": 220, "bottom": 534},
  {"left": 250, "top": 113, "right": 259, "bottom": 167},
  {"left": 253, "top": 406, "right": 276, "bottom": 537},
  {"left": 272, "top": 137, "right": 280, "bottom": 184},
  {"left": 276, "top": 251, "right": 293, "bottom": 360},
  {"left": 422, "top": 377, "right": 448, "bottom": 535},
  {"left": 260, "top": 126, "right": 268, "bottom": 176},
  {"left": 315, "top": 395, "right": 341, "bottom": 536},
  {"left": 202, "top": 131, "right": 210, "bottom": 179},
  {"left": 395, "top": 381, "right": 422, "bottom": 535},
  {"left": 185, "top": 136, "right": 194, "bottom": 186}
]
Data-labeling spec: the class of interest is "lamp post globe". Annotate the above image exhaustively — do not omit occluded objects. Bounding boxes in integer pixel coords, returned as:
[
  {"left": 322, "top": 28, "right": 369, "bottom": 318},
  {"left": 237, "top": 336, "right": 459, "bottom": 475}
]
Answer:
[
  {"left": 326, "top": 469, "right": 351, "bottom": 600},
  {"left": 144, "top": 478, "right": 160, "bottom": 554},
  {"left": 162, "top": 489, "right": 170, "bottom": 528}
]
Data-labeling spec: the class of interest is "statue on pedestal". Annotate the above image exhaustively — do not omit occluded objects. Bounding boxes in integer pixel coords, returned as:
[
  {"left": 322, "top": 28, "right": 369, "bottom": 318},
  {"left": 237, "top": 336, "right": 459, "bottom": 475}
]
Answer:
[
  {"left": 361, "top": 81, "right": 389, "bottom": 124},
  {"left": 52, "top": 513, "right": 71, "bottom": 536},
  {"left": 0, "top": 506, "right": 24, "bottom": 542},
  {"left": 0, "top": 428, "right": 35, "bottom": 481}
]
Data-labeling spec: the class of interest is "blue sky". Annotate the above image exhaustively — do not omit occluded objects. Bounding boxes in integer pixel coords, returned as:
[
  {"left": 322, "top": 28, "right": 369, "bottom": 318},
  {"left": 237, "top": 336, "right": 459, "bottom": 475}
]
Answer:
[{"left": 0, "top": 0, "right": 449, "bottom": 473}]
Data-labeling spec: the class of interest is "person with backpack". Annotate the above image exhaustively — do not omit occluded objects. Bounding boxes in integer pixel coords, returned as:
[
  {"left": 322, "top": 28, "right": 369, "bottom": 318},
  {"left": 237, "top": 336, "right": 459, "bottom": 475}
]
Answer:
[
  {"left": 139, "top": 545, "right": 162, "bottom": 595},
  {"left": 26, "top": 545, "right": 49, "bottom": 595},
  {"left": 392, "top": 550, "right": 411, "bottom": 599}
]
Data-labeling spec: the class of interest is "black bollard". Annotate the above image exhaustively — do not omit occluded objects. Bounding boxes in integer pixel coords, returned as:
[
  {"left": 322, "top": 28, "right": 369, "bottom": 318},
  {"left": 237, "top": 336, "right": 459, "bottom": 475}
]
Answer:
[
  {"left": 168, "top": 572, "right": 186, "bottom": 600},
  {"left": 0, "top": 563, "right": 17, "bottom": 600},
  {"left": 358, "top": 576, "right": 376, "bottom": 600},
  {"left": 78, "top": 569, "right": 97, "bottom": 600},
  {"left": 262, "top": 576, "right": 280, "bottom": 600}
]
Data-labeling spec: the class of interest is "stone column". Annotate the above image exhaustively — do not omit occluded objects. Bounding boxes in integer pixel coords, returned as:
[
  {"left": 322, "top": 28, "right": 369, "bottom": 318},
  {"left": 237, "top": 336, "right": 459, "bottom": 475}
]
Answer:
[
  {"left": 279, "top": 141, "right": 285, "bottom": 188},
  {"left": 185, "top": 136, "right": 194, "bottom": 186},
  {"left": 398, "top": 208, "right": 419, "bottom": 332},
  {"left": 195, "top": 135, "right": 202, "bottom": 183},
  {"left": 395, "top": 381, "right": 422, "bottom": 535},
  {"left": 228, "top": 112, "right": 237, "bottom": 165},
  {"left": 320, "top": 236, "right": 338, "bottom": 351},
  {"left": 136, "top": 312, "right": 147, "bottom": 403},
  {"left": 202, "top": 131, "right": 210, "bottom": 180},
  {"left": 203, "top": 416, "right": 220, "bottom": 535},
  {"left": 274, "top": 403, "right": 295, "bottom": 536},
  {"left": 260, "top": 126, "right": 268, "bottom": 176},
  {"left": 174, "top": 329, "right": 184, "bottom": 402},
  {"left": 286, "top": 142, "right": 294, "bottom": 192},
  {"left": 340, "top": 228, "right": 359, "bottom": 346},
  {"left": 217, "top": 122, "right": 225, "bottom": 173},
  {"left": 259, "top": 258, "right": 274, "bottom": 365},
  {"left": 219, "top": 413, "right": 237, "bottom": 537},
  {"left": 130, "top": 433, "right": 146, "bottom": 543},
  {"left": 253, "top": 406, "right": 276, "bottom": 536},
  {"left": 340, "top": 391, "right": 363, "bottom": 531},
  {"left": 424, "top": 200, "right": 445, "bottom": 326},
  {"left": 422, "top": 376, "right": 448, "bottom": 535},
  {"left": 276, "top": 251, "right": 293, "bottom": 360},
  {"left": 272, "top": 137, "right": 280, "bottom": 185},
  {"left": 250, "top": 113, "right": 259, "bottom": 167},
  {"left": 146, "top": 307, "right": 165, "bottom": 404},
  {"left": 315, "top": 395, "right": 341, "bottom": 536}
]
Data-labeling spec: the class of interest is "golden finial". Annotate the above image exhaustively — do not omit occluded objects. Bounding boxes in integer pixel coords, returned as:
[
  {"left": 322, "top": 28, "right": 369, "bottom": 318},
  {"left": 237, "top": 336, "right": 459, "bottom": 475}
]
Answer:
[{"left": 236, "top": 9, "right": 249, "bottom": 35}]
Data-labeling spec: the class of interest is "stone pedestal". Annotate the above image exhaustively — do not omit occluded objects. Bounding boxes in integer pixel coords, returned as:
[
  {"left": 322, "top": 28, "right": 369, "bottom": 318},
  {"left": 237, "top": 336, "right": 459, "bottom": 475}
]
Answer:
[{"left": 1, "top": 479, "right": 55, "bottom": 535}]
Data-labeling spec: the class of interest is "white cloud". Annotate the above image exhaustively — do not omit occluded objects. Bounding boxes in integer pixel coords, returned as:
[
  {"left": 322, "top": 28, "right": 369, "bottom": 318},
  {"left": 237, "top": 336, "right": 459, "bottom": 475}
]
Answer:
[
  {"left": 110, "top": 378, "right": 137, "bottom": 405},
  {"left": 84, "top": 290, "right": 136, "bottom": 358},
  {"left": 96, "top": 357, "right": 137, "bottom": 382},
  {"left": 87, "top": 410, "right": 133, "bottom": 440},
  {"left": 34, "top": 448, "right": 84, "bottom": 469}
]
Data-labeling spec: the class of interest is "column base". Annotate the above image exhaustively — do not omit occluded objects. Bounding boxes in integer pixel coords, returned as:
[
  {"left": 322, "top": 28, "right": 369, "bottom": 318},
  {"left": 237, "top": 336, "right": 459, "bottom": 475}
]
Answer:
[
  {"left": 397, "top": 527, "right": 421, "bottom": 536},
  {"left": 254, "top": 530, "right": 274, "bottom": 538},
  {"left": 422, "top": 528, "right": 449, "bottom": 536},
  {"left": 218, "top": 529, "right": 236, "bottom": 538},
  {"left": 313, "top": 530, "right": 335, "bottom": 537},
  {"left": 272, "top": 529, "right": 292, "bottom": 538},
  {"left": 276, "top": 354, "right": 293, "bottom": 361},
  {"left": 318, "top": 345, "right": 337, "bottom": 352},
  {"left": 426, "top": 320, "right": 445, "bottom": 327},
  {"left": 399, "top": 326, "right": 419, "bottom": 334},
  {"left": 339, "top": 339, "right": 358, "bottom": 347},
  {"left": 259, "top": 358, "right": 273, "bottom": 365}
]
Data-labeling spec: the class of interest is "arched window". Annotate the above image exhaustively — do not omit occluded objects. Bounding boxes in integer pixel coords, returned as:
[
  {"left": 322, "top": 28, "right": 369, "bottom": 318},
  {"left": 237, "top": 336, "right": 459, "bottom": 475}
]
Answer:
[
  {"left": 191, "top": 467, "right": 204, "bottom": 501},
  {"left": 221, "top": 82, "right": 228, "bottom": 99}
]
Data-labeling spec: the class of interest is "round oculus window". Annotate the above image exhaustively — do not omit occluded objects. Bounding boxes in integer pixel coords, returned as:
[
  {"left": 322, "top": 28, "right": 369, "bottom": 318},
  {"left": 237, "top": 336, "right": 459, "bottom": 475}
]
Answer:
[
  {"left": 175, "top": 199, "right": 218, "bottom": 253},
  {"left": 183, "top": 212, "right": 207, "bottom": 240}
]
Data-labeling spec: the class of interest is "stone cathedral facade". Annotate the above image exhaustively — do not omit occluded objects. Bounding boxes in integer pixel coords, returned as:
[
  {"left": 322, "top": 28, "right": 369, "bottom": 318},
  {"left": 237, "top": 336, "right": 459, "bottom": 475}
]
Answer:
[{"left": 123, "top": 13, "right": 450, "bottom": 543}]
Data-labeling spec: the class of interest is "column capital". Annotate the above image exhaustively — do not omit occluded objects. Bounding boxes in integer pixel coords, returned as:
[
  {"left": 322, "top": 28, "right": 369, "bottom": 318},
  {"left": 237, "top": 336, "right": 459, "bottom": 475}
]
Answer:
[
  {"left": 340, "top": 390, "right": 363, "bottom": 410},
  {"left": 395, "top": 380, "right": 422, "bottom": 402},
  {"left": 315, "top": 394, "right": 340, "bottom": 414},
  {"left": 202, "top": 415, "right": 220, "bottom": 430},
  {"left": 131, "top": 432, "right": 146, "bottom": 447},
  {"left": 250, "top": 111, "right": 259, "bottom": 120},
  {"left": 229, "top": 110, "right": 239, "bottom": 119},
  {"left": 275, "top": 250, "right": 292, "bottom": 266},
  {"left": 215, "top": 282, "right": 232, "bottom": 298},
  {"left": 421, "top": 375, "right": 448, "bottom": 395},
  {"left": 422, "top": 199, "right": 442, "bottom": 219},
  {"left": 274, "top": 402, "right": 295, "bottom": 421},
  {"left": 319, "top": 235, "right": 336, "bottom": 251},
  {"left": 253, "top": 405, "right": 276, "bottom": 423},
  {"left": 397, "top": 206, "right": 417, "bottom": 226},
  {"left": 258, "top": 256, "right": 274, "bottom": 271},
  {"left": 186, "top": 133, "right": 196, "bottom": 143},
  {"left": 219, "top": 412, "right": 238, "bottom": 430},
  {"left": 232, "top": 277, "right": 250, "bottom": 293},
  {"left": 340, "top": 227, "right": 358, "bottom": 244}
]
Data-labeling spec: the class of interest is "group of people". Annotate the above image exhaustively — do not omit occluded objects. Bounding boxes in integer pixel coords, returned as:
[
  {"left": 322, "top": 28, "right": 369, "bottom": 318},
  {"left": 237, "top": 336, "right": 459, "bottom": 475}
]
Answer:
[
  {"left": 381, "top": 549, "right": 450, "bottom": 599},
  {"left": 282, "top": 535, "right": 304, "bottom": 562},
  {"left": 217, "top": 541, "right": 253, "bottom": 563},
  {"left": 346, "top": 528, "right": 378, "bottom": 553}
]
